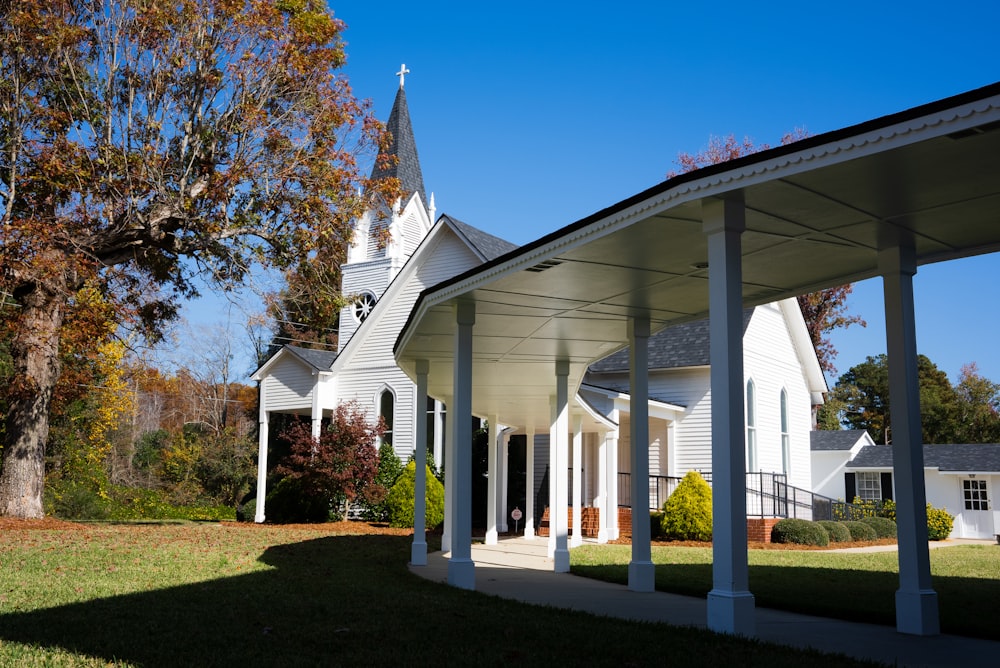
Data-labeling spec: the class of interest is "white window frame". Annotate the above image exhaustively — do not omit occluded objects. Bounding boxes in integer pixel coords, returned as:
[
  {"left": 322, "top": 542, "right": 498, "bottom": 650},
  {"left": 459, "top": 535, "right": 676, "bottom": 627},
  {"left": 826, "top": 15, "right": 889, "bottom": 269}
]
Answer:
[
  {"left": 745, "top": 379, "right": 757, "bottom": 472},
  {"left": 962, "top": 479, "right": 990, "bottom": 511},
  {"left": 779, "top": 388, "right": 790, "bottom": 475},
  {"left": 856, "top": 471, "right": 882, "bottom": 502}
]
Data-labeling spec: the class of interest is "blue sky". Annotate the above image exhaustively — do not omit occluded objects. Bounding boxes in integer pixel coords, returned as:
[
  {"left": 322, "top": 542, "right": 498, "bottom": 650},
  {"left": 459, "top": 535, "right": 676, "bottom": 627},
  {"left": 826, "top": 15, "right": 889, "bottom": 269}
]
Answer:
[{"left": 185, "top": 1, "right": 1000, "bottom": 385}]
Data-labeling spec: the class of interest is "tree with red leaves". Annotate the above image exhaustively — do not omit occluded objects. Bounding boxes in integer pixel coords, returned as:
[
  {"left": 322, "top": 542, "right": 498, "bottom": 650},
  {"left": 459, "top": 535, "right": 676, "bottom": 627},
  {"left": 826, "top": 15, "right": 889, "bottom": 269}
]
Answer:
[
  {"left": 669, "top": 131, "right": 864, "bottom": 374},
  {"left": 0, "top": 0, "right": 400, "bottom": 517},
  {"left": 274, "top": 402, "right": 385, "bottom": 520}
]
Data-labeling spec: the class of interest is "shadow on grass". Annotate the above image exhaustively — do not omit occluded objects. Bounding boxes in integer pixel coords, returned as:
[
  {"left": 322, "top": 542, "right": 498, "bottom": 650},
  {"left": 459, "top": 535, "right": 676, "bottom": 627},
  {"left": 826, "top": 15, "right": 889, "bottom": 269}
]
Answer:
[
  {"left": 0, "top": 534, "right": 893, "bottom": 667},
  {"left": 570, "top": 561, "right": 1000, "bottom": 642}
]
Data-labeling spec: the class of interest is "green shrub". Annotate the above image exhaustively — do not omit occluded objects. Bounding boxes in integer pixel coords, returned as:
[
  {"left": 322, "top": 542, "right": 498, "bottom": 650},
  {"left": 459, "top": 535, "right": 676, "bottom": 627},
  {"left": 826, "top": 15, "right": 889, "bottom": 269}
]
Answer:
[
  {"left": 660, "top": 471, "right": 713, "bottom": 541},
  {"left": 817, "top": 520, "right": 851, "bottom": 543},
  {"left": 842, "top": 520, "right": 877, "bottom": 541},
  {"left": 45, "top": 479, "right": 111, "bottom": 520},
  {"left": 771, "top": 518, "right": 829, "bottom": 546},
  {"left": 385, "top": 461, "right": 445, "bottom": 529},
  {"left": 650, "top": 510, "right": 665, "bottom": 539},
  {"left": 364, "top": 442, "right": 405, "bottom": 521},
  {"left": 926, "top": 503, "right": 954, "bottom": 540},
  {"left": 265, "top": 476, "right": 331, "bottom": 523},
  {"left": 239, "top": 498, "right": 257, "bottom": 522},
  {"left": 860, "top": 516, "right": 897, "bottom": 539}
]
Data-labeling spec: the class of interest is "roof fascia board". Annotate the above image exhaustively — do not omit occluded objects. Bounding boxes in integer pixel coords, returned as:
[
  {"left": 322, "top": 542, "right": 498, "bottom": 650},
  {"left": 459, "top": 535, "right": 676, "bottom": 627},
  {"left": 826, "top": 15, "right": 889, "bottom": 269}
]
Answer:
[{"left": 396, "top": 83, "right": 1000, "bottom": 359}]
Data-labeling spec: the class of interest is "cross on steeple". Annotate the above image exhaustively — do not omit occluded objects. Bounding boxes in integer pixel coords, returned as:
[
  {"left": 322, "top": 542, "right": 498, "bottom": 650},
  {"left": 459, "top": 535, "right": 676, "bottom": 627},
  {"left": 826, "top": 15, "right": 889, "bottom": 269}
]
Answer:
[{"left": 396, "top": 63, "right": 410, "bottom": 89}]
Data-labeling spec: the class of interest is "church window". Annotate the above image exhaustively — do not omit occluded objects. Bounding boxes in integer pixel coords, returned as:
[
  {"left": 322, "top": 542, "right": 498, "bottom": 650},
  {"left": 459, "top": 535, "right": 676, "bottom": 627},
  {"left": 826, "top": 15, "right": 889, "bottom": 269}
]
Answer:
[
  {"left": 353, "top": 291, "right": 377, "bottom": 323},
  {"left": 379, "top": 389, "right": 394, "bottom": 447},
  {"left": 780, "top": 389, "right": 790, "bottom": 474},
  {"left": 746, "top": 379, "right": 757, "bottom": 472},
  {"left": 963, "top": 479, "right": 989, "bottom": 511}
]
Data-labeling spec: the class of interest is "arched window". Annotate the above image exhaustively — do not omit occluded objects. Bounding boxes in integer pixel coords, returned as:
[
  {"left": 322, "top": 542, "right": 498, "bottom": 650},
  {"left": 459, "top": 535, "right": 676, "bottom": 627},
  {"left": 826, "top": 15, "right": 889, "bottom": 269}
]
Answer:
[
  {"left": 379, "top": 389, "right": 394, "bottom": 447},
  {"left": 746, "top": 379, "right": 757, "bottom": 472},
  {"left": 780, "top": 389, "right": 790, "bottom": 474}
]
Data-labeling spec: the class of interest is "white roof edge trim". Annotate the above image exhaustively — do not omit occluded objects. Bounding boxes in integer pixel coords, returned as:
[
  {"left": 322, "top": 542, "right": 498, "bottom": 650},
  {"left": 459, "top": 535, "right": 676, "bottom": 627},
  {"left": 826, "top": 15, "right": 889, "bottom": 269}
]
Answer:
[
  {"left": 573, "top": 393, "right": 617, "bottom": 430},
  {"left": 778, "top": 298, "right": 828, "bottom": 397}
]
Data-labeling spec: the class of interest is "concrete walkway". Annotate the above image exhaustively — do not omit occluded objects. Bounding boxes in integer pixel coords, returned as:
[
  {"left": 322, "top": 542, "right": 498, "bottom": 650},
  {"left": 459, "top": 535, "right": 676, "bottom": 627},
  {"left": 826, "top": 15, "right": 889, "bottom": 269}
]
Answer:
[{"left": 409, "top": 537, "right": 1000, "bottom": 667}]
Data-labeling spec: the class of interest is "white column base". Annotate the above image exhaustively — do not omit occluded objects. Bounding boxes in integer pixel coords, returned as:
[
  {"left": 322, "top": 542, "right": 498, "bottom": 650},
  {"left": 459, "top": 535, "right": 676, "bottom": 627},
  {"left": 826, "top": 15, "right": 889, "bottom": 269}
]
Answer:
[
  {"left": 447, "top": 558, "right": 476, "bottom": 590},
  {"left": 597, "top": 528, "right": 610, "bottom": 544},
  {"left": 628, "top": 560, "right": 655, "bottom": 592},
  {"left": 553, "top": 548, "right": 570, "bottom": 573},
  {"left": 410, "top": 539, "right": 427, "bottom": 566},
  {"left": 485, "top": 528, "right": 498, "bottom": 545},
  {"left": 570, "top": 534, "right": 583, "bottom": 548},
  {"left": 524, "top": 522, "right": 535, "bottom": 539},
  {"left": 896, "top": 589, "right": 940, "bottom": 635},
  {"left": 707, "top": 589, "right": 756, "bottom": 636},
  {"left": 441, "top": 532, "right": 451, "bottom": 554}
]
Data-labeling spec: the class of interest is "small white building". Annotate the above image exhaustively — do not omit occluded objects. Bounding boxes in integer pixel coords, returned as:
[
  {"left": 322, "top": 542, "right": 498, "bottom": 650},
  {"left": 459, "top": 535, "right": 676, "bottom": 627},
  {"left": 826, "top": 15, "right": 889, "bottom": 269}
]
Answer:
[{"left": 812, "top": 431, "right": 999, "bottom": 539}]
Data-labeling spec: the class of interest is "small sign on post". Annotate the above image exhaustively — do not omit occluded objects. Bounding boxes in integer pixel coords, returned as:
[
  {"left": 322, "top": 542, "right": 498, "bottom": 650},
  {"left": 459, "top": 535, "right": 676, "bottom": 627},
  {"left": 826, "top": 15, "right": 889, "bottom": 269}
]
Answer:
[{"left": 511, "top": 506, "right": 523, "bottom": 534}]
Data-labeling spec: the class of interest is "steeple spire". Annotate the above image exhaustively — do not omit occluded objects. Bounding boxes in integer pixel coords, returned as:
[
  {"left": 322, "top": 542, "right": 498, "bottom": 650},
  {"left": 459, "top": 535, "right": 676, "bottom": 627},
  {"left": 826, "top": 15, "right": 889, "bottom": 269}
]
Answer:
[{"left": 370, "top": 65, "right": 425, "bottom": 205}]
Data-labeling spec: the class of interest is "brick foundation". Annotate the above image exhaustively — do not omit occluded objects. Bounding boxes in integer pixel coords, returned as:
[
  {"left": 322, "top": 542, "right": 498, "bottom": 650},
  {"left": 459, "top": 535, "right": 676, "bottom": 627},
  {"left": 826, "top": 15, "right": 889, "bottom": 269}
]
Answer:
[{"left": 746, "top": 518, "right": 781, "bottom": 543}]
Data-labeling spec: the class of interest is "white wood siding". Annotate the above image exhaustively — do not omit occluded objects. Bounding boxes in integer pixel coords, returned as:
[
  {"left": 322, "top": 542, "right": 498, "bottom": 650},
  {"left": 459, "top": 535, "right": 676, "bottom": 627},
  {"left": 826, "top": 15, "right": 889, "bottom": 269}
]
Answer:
[
  {"left": 262, "top": 357, "right": 316, "bottom": 412},
  {"left": 742, "top": 302, "right": 814, "bottom": 491}
]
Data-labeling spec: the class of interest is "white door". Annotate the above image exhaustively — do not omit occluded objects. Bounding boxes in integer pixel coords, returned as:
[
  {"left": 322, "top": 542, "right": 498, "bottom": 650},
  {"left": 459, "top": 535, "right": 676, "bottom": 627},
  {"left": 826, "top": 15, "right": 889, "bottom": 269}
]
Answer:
[{"left": 960, "top": 479, "right": 993, "bottom": 539}]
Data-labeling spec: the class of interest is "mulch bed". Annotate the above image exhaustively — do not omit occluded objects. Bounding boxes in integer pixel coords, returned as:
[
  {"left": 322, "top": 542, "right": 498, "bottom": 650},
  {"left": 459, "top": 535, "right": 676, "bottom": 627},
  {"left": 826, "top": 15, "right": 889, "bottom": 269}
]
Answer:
[{"left": 0, "top": 517, "right": 898, "bottom": 551}]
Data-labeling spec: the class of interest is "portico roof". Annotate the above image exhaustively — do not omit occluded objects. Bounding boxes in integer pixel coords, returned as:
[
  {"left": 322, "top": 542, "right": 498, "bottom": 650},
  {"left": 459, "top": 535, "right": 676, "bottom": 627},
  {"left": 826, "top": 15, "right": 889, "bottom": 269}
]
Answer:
[{"left": 395, "top": 82, "right": 1000, "bottom": 432}]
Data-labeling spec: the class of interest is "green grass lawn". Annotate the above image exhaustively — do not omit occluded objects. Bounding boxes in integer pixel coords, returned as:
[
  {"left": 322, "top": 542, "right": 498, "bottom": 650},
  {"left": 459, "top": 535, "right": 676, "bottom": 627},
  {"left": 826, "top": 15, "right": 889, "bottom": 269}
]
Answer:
[
  {"left": 571, "top": 543, "right": 1000, "bottom": 640},
  {"left": 0, "top": 522, "right": 885, "bottom": 667}
]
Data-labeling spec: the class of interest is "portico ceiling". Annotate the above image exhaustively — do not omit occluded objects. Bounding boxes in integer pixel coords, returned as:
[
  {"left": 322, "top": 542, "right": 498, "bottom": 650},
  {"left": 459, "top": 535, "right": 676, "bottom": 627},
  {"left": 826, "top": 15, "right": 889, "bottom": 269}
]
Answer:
[{"left": 395, "top": 82, "right": 1000, "bottom": 432}]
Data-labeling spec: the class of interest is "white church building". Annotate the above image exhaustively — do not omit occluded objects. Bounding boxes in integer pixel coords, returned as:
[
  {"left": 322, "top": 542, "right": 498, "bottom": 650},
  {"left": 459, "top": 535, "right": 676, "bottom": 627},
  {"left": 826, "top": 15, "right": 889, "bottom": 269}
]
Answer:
[
  {"left": 253, "top": 73, "right": 1000, "bottom": 638},
  {"left": 251, "top": 74, "right": 828, "bottom": 542}
]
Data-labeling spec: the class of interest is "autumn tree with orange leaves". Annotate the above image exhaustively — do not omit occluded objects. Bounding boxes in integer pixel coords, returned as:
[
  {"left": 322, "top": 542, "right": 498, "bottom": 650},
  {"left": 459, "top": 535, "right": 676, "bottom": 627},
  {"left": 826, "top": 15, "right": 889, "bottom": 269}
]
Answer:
[
  {"left": 669, "top": 132, "right": 864, "bottom": 374},
  {"left": 0, "top": 0, "right": 400, "bottom": 518}
]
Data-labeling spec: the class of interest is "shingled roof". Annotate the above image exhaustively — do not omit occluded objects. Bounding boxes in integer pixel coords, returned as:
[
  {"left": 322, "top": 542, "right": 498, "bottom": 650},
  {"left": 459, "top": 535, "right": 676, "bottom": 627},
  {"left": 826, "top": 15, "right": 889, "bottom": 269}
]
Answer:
[
  {"left": 443, "top": 215, "right": 519, "bottom": 261},
  {"left": 847, "top": 443, "right": 1000, "bottom": 472},
  {"left": 587, "top": 309, "right": 754, "bottom": 373},
  {"left": 285, "top": 345, "right": 337, "bottom": 371},
  {"left": 370, "top": 86, "right": 426, "bottom": 205},
  {"left": 810, "top": 430, "right": 872, "bottom": 451}
]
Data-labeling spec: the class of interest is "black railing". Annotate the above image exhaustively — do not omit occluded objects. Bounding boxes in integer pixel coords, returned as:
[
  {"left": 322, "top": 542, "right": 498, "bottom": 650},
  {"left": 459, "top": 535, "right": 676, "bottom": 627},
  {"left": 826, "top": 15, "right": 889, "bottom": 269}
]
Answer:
[{"left": 617, "top": 471, "right": 858, "bottom": 520}]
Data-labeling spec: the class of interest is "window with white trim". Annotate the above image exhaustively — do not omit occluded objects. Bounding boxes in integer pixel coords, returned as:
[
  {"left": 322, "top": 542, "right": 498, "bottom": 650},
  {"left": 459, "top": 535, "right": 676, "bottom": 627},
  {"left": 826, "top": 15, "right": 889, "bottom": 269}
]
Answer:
[
  {"left": 856, "top": 471, "right": 882, "bottom": 501},
  {"left": 379, "top": 389, "right": 394, "bottom": 447},
  {"left": 963, "top": 479, "right": 989, "bottom": 511},
  {"left": 780, "top": 389, "right": 790, "bottom": 475},
  {"left": 746, "top": 379, "right": 757, "bottom": 472}
]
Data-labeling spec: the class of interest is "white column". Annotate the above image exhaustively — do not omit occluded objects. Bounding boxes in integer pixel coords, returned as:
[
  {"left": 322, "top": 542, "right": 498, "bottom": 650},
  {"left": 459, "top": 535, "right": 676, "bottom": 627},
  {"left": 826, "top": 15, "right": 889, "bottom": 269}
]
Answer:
[
  {"left": 704, "top": 195, "right": 755, "bottom": 636},
  {"left": 311, "top": 388, "right": 322, "bottom": 440},
  {"left": 433, "top": 400, "right": 445, "bottom": 470},
  {"left": 411, "top": 360, "right": 430, "bottom": 566},
  {"left": 552, "top": 360, "right": 571, "bottom": 572},
  {"left": 525, "top": 427, "right": 536, "bottom": 539},
  {"left": 880, "top": 244, "right": 940, "bottom": 635},
  {"left": 486, "top": 415, "right": 499, "bottom": 545},
  {"left": 447, "top": 301, "right": 476, "bottom": 590},
  {"left": 548, "top": 400, "right": 557, "bottom": 558},
  {"left": 608, "top": 422, "right": 620, "bottom": 540},
  {"left": 628, "top": 316, "right": 655, "bottom": 592},
  {"left": 254, "top": 410, "right": 269, "bottom": 523},
  {"left": 442, "top": 394, "right": 454, "bottom": 554},
  {"left": 500, "top": 432, "right": 510, "bottom": 533},
  {"left": 571, "top": 415, "right": 584, "bottom": 547},
  {"left": 597, "top": 430, "right": 609, "bottom": 543}
]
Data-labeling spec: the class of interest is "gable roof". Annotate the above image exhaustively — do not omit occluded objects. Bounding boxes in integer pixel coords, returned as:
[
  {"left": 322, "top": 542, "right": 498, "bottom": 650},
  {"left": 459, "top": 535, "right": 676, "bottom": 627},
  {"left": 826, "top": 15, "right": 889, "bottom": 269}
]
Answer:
[
  {"left": 442, "top": 215, "right": 519, "bottom": 261},
  {"left": 847, "top": 443, "right": 1000, "bottom": 473},
  {"left": 251, "top": 344, "right": 337, "bottom": 380},
  {"left": 588, "top": 309, "right": 754, "bottom": 373},
  {"left": 811, "top": 429, "right": 873, "bottom": 451},
  {"left": 370, "top": 86, "right": 426, "bottom": 205}
]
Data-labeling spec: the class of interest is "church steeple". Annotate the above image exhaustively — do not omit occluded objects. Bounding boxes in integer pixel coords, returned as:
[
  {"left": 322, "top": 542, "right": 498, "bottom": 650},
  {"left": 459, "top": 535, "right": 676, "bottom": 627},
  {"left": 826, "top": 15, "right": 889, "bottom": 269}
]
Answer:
[{"left": 370, "top": 63, "right": 426, "bottom": 206}]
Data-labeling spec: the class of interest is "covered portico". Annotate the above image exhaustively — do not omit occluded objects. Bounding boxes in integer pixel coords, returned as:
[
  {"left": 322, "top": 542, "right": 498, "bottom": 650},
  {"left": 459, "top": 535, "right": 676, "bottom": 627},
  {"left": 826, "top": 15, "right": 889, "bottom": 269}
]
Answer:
[{"left": 395, "top": 82, "right": 1000, "bottom": 637}]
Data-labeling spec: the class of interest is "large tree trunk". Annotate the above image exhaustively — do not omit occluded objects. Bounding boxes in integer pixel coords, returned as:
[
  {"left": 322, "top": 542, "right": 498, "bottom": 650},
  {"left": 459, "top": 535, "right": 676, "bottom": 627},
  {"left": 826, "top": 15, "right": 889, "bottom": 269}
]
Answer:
[{"left": 0, "top": 274, "right": 66, "bottom": 518}]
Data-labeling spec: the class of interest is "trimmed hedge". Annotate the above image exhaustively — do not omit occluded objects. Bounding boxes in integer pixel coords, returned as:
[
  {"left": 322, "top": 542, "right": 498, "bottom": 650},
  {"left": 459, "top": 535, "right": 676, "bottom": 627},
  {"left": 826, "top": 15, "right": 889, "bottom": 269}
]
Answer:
[
  {"left": 771, "top": 518, "right": 829, "bottom": 546},
  {"left": 817, "top": 520, "right": 851, "bottom": 543},
  {"left": 842, "top": 520, "right": 877, "bottom": 541},
  {"left": 660, "top": 471, "right": 713, "bottom": 541},
  {"left": 385, "top": 461, "right": 445, "bottom": 529},
  {"left": 860, "top": 516, "right": 897, "bottom": 539}
]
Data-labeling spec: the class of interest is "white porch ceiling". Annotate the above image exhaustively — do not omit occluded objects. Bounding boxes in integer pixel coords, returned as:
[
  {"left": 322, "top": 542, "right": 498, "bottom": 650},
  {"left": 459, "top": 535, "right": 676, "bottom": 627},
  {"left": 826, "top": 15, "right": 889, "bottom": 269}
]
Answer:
[{"left": 395, "top": 83, "right": 1000, "bottom": 432}]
